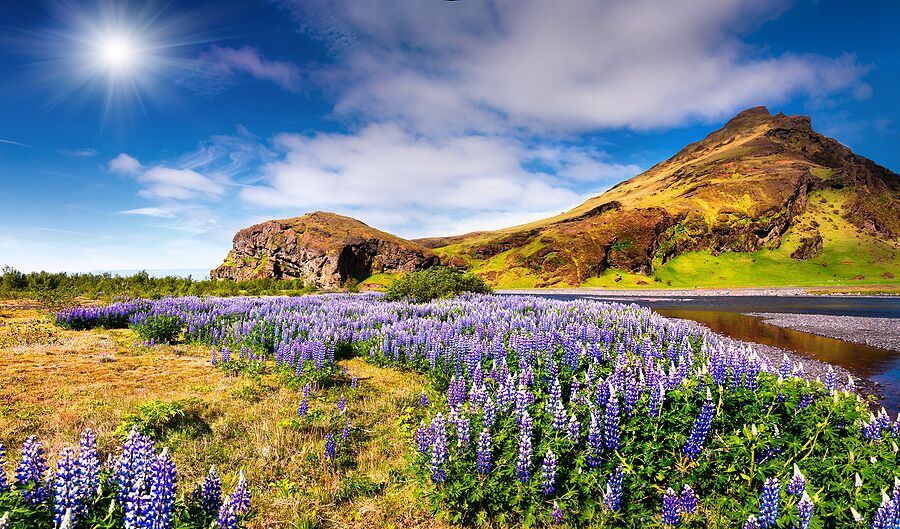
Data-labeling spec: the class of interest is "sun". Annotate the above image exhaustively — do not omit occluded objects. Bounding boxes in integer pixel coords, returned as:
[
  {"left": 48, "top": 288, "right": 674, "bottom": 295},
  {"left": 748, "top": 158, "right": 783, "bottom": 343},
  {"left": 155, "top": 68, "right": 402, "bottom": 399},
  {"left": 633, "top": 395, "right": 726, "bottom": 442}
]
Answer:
[{"left": 99, "top": 36, "right": 135, "bottom": 70}]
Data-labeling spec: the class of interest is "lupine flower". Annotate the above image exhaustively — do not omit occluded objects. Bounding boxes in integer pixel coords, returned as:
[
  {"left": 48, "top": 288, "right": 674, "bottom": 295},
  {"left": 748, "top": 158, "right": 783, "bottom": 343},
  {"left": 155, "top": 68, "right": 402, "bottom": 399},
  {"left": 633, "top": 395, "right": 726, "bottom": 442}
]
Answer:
[
  {"left": 420, "top": 392, "right": 430, "bottom": 408},
  {"left": 566, "top": 412, "right": 580, "bottom": 445},
  {"left": 786, "top": 464, "right": 806, "bottom": 496},
  {"left": 147, "top": 448, "right": 177, "bottom": 529},
  {"left": 796, "top": 491, "right": 813, "bottom": 529},
  {"left": 77, "top": 428, "right": 101, "bottom": 508},
  {"left": 551, "top": 501, "right": 563, "bottom": 524},
  {"left": 341, "top": 417, "right": 352, "bottom": 441},
  {"left": 324, "top": 433, "right": 337, "bottom": 461},
  {"left": 456, "top": 414, "right": 470, "bottom": 450},
  {"left": 15, "top": 435, "right": 49, "bottom": 505},
  {"left": 648, "top": 380, "right": 666, "bottom": 418},
  {"left": 0, "top": 511, "right": 10, "bottom": 529},
  {"left": 604, "top": 391, "right": 621, "bottom": 451},
  {"left": 54, "top": 447, "right": 80, "bottom": 528},
  {"left": 430, "top": 414, "right": 448, "bottom": 484},
  {"left": 216, "top": 495, "right": 238, "bottom": 529},
  {"left": 0, "top": 443, "right": 8, "bottom": 493},
  {"left": 124, "top": 478, "right": 151, "bottom": 529},
  {"left": 824, "top": 366, "right": 837, "bottom": 394},
  {"left": 416, "top": 423, "right": 434, "bottom": 454},
  {"left": 603, "top": 467, "right": 624, "bottom": 512},
  {"left": 351, "top": 376, "right": 358, "bottom": 390},
  {"left": 115, "top": 428, "right": 155, "bottom": 503},
  {"left": 476, "top": 428, "right": 491, "bottom": 475},
  {"left": 231, "top": 470, "right": 251, "bottom": 515},
  {"left": 662, "top": 487, "right": 679, "bottom": 526},
  {"left": 683, "top": 388, "right": 715, "bottom": 459},
  {"left": 482, "top": 397, "right": 497, "bottom": 429},
  {"left": 680, "top": 484, "right": 697, "bottom": 515},
  {"left": 758, "top": 478, "right": 780, "bottom": 528},
  {"left": 336, "top": 394, "right": 347, "bottom": 413},
  {"left": 870, "top": 494, "right": 894, "bottom": 529},
  {"left": 540, "top": 450, "right": 556, "bottom": 495},
  {"left": 197, "top": 466, "right": 222, "bottom": 516},
  {"left": 744, "top": 515, "right": 760, "bottom": 529},
  {"left": 587, "top": 410, "right": 603, "bottom": 468},
  {"left": 516, "top": 412, "right": 533, "bottom": 483}
]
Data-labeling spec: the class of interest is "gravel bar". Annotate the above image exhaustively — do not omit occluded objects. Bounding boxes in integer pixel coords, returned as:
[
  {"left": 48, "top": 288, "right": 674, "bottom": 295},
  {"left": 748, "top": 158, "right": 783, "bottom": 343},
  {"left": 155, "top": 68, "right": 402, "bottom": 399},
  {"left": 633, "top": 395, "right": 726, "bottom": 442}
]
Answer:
[{"left": 747, "top": 312, "right": 900, "bottom": 352}]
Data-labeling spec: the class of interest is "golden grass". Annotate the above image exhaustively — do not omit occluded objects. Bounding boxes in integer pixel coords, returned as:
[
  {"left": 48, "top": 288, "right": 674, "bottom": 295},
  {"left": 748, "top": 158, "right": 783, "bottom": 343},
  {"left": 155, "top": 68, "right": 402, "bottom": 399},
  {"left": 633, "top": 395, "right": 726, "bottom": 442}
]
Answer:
[{"left": 0, "top": 300, "right": 448, "bottom": 529}]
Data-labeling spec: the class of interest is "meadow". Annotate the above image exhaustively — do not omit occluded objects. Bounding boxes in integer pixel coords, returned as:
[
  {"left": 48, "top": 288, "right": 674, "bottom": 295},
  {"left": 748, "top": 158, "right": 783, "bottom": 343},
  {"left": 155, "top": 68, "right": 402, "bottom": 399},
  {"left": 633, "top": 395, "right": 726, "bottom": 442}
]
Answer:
[{"left": 1, "top": 294, "right": 899, "bottom": 528}]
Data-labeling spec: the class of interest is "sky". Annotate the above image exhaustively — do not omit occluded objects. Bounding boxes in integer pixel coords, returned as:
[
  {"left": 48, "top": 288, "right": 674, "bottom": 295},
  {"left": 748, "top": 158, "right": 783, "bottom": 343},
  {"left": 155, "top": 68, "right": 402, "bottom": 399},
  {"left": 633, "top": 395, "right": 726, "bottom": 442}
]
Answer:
[{"left": 0, "top": 0, "right": 898, "bottom": 275}]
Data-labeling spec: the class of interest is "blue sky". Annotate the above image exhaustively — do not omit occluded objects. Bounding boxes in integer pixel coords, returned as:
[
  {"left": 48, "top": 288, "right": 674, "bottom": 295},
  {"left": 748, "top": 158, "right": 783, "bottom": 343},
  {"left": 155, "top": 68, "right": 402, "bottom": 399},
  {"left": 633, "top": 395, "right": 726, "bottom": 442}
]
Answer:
[{"left": 0, "top": 0, "right": 897, "bottom": 274}]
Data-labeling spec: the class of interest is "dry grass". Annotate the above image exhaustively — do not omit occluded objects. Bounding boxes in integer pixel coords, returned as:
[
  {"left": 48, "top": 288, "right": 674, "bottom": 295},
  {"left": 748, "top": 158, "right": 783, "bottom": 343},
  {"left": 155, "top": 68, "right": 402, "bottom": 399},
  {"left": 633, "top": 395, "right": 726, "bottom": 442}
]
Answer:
[{"left": 0, "top": 300, "right": 448, "bottom": 529}]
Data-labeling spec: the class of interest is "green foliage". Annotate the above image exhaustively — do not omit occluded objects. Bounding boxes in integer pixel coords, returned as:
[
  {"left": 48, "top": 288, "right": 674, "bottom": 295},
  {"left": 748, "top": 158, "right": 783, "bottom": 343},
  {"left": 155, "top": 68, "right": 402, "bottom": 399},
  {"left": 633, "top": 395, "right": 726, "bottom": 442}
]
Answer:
[
  {"left": 0, "top": 265, "right": 317, "bottom": 302},
  {"left": 131, "top": 313, "right": 183, "bottom": 344},
  {"left": 116, "top": 398, "right": 209, "bottom": 440},
  {"left": 332, "top": 474, "right": 384, "bottom": 503},
  {"left": 384, "top": 267, "right": 492, "bottom": 302}
]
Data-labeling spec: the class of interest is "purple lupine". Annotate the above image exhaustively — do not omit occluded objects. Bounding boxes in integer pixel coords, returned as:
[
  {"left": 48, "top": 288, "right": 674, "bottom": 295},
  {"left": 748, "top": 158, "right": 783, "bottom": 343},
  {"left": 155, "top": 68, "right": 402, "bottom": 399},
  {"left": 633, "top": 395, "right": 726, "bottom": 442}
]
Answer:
[
  {"left": 662, "top": 487, "right": 679, "bottom": 526},
  {"left": 15, "top": 435, "right": 49, "bottom": 505},
  {"left": 758, "top": 478, "right": 780, "bottom": 528},
  {"left": 680, "top": 485, "right": 697, "bottom": 515},
  {"left": 216, "top": 495, "right": 238, "bottom": 529},
  {"left": 587, "top": 409, "right": 603, "bottom": 468},
  {"left": 115, "top": 428, "right": 155, "bottom": 503},
  {"left": 298, "top": 384, "right": 311, "bottom": 418},
  {"left": 683, "top": 388, "right": 715, "bottom": 459},
  {"left": 648, "top": 380, "right": 665, "bottom": 418},
  {"left": 551, "top": 399, "right": 567, "bottom": 431},
  {"left": 796, "top": 492, "right": 813, "bottom": 529},
  {"left": 824, "top": 366, "right": 837, "bottom": 395},
  {"left": 198, "top": 466, "right": 222, "bottom": 516},
  {"left": 603, "top": 467, "right": 624, "bottom": 512},
  {"left": 456, "top": 414, "right": 470, "bottom": 450},
  {"left": 124, "top": 479, "right": 151, "bottom": 529},
  {"left": 53, "top": 447, "right": 80, "bottom": 528},
  {"left": 430, "top": 414, "right": 448, "bottom": 484},
  {"left": 341, "top": 417, "right": 352, "bottom": 442},
  {"left": 0, "top": 443, "right": 8, "bottom": 493},
  {"left": 336, "top": 394, "right": 347, "bottom": 413},
  {"left": 416, "top": 424, "right": 434, "bottom": 454},
  {"left": 476, "top": 428, "right": 491, "bottom": 475},
  {"left": 324, "top": 433, "right": 337, "bottom": 461},
  {"left": 566, "top": 412, "right": 580, "bottom": 445},
  {"left": 744, "top": 515, "right": 760, "bottom": 529},
  {"left": 516, "top": 412, "right": 533, "bottom": 483},
  {"left": 351, "top": 376, "right": 358, "bottom": 390},
  {"left": 76, "top": 429, "right": 101, "bottom": 506},
  {"left": 420, "top": 392, "right": 430, "bottom": 408},
  {"left": 231, "top": 470, "right": 251, "bottom": 515},
  {"left": 604, "top": 391, "right": 621, "bottom": 451},
  {"left": 540, "top": 449, "right": 556, "bottom": 495},
  {"left": 551, "top": 501, "right": 563, "bottom": 524},
  {"left": 870, "top": 495, "right": 894, "bottom": 529},
  {"left": 147, "top": 448, "right": 177, "bottom": 529},
  {"left": 786, "top": 464, "right": 806, "bottom": 496}
]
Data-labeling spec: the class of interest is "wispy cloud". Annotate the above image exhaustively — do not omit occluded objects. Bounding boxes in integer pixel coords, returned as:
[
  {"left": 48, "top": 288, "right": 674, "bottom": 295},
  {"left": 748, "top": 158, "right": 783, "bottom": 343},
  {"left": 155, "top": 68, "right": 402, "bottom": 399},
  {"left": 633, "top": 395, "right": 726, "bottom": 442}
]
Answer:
[
  {"left": 108, "top": 153, "right": 228, "bottom": 201},
  {"left": 0, "top": 139, "right": 31, "bottom": 148},
  {"left": 117, "top": 207, "right": 177, "bottom": 218},
  {"left": 57, "top": 148, "right": 98, "bottom": 158},
  {"left": 189, "top": 46, "right": 303, "bottom": 93}
]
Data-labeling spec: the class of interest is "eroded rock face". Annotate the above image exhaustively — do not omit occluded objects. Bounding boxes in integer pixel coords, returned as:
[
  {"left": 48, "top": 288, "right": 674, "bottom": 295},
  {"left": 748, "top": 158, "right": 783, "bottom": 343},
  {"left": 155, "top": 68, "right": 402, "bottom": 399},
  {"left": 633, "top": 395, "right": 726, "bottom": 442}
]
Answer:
[{"left": 210, "top": 212, "right": 437, "bottom": 288}]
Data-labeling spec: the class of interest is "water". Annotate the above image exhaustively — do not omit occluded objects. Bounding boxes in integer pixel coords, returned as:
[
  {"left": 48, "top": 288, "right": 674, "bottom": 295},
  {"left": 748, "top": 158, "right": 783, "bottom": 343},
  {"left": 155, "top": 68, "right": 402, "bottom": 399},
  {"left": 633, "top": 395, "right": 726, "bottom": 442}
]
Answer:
[{"left": 520, "top": 293, "right": 900, "bottom": 411}]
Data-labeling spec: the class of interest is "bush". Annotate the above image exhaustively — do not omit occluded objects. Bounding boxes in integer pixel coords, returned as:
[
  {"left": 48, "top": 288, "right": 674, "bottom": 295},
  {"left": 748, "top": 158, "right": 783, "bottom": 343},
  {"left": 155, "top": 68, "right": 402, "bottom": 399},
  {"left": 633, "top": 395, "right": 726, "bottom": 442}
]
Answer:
[
  {"left": 384, "top": 267, "right": 491, "bottom": 302},
  {"left": 131, "top": 313, "right": 183, "bottom": 344}
]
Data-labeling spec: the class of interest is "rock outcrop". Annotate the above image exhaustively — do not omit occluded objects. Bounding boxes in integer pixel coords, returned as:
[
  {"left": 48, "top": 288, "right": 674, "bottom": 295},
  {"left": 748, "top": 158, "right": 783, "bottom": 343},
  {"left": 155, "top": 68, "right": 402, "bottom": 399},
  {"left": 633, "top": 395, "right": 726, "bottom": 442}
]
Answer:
[{"left": 210, "top": 212, "right": 437, "bottom": 288}]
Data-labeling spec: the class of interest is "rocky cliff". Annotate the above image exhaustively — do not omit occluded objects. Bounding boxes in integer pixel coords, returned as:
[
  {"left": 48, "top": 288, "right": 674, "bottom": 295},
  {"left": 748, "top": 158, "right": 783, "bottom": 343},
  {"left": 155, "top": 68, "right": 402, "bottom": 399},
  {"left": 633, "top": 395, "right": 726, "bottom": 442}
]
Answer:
[{"left": 210, "top": 212, "right": 437, "bottom": 288}]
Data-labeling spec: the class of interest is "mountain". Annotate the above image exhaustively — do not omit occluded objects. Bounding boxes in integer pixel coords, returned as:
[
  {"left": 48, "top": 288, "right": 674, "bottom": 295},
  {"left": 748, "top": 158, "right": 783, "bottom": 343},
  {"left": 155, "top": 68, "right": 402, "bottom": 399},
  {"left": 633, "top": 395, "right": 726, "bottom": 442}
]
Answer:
[
  {"left": 210, "top": 211, "right": 437, "bottom": 288},
  {"left": 212, "top": 107, "right": 900, "bottom": 289}
]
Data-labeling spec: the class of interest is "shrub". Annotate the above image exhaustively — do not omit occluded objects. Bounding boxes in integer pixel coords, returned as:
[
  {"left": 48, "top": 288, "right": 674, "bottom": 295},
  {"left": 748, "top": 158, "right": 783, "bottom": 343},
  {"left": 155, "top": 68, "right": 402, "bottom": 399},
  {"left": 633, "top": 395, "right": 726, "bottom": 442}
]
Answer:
[
  {"left": 384, "top": 267, "right": 491, "bottom": 302},
  {"left": 131, "top": 312, "right": 183, "bottom": 343}
]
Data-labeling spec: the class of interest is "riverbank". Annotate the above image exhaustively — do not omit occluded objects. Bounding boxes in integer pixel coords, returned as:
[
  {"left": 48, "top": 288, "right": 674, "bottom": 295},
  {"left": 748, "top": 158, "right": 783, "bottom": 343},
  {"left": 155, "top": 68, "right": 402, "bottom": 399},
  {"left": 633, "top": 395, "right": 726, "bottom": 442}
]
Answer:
[
  {"left": 748, "top": 312, "right": 900, "bottom": 353},
  {"left": 498, "top": 286, "right": 900, "bottom": 297}
]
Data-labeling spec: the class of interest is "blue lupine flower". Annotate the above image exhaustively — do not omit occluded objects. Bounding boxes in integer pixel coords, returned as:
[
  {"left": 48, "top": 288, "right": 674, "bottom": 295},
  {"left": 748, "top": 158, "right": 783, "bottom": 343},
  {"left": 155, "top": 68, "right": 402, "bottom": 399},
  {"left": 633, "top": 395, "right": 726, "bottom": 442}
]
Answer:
[
  {"left": 680, "top": 484, "right": 697, "bottom": 515},
  {"left": 476, "top": 428, "right": 491, "bottom": 475},
  {"left": 603, "top": 467, "right": 624, "bottom": 512},
  {"left": 216, "top": 495, "right": 238, "bottom": 529},
  {"left": 147, "top": 448, "right": 177, "bottom": 529},
  {"left": 796, "top": 492, "right": 813, "bottom": 529},
  {"left": 482, "top": 397, "right": 497, "bottom": 429},
  {"left": 551, "top": 399, "right": 567, "bottom": 431},
  {"left": 430, "top": 414, "right": 448, "bottom": 484},
  {"left": 516, "top": 412, "right": 533, "bottom": 483},
  {"left": 124, "top": 479, "right": 151, "bottom": 529},
  {"left": 341, "top": 417, "right": 352, "bottom": 442},
  {"left": 786, "top": 464, "right": 806, "bottom": 496},
  {"left": 662, "top": 487, "right": 679, "bottom": 526},
  {"left": 336, "top": 394, "right": 347, "bottom": 413},
  {"left": 420, "top": 392, "right": 430, "bottom": 408},
  {"left": 566, "top": 412, "right": 580, "bottom": 445},
  {"left": 324, "top": 433, "right": 337, "bottom": 461},
  {"left": 870, "top": 495, "right": 894, "bottom": 529},
  {"left": 540, "top": 449, "right": 556, "bottom": 495},
  {"left": 587, "top": 410, "right": 603, "bottom": 468},
  {"left": 15, "top": 435, "right": 49, "bottom": 505},
  {"left": 416, "top": 423, "right": 434, "bottom": 454},
  {"left": 683, "top": 388, "right": 715, "bottom": 459},
  {"left": 53, "top": 447, "right": 80, "bottom": 528},
  {"left": 351, "top": 376, "right": 358, "bottom": 390},
  {"left": 824, "top": 366, "right": 837, "bottom": 395},
  {"left": 551, "top": 501, "right": 563, "bottom": 524},
  {"left": 115, "top": 428, "right": 155, "bottom": 503},
  {"left": 77, "top": 429, "right": 101, "bottom": 506},
  {"left": 758, "top": 478, "right": 780, "bottom": 528},
  {"left": 0, "top": 443, "right": 8, "bottom": 493},
  {"left": 456, "top": 414, "right": 470, "bottom": 450},
  {"left": 604, "top": 391, "right": 621, "bottom": 451},
  {"left": 744, "top": 514, "right": 760, "bottom": 529},
  {"left": 231, "top": 469, "right": 252, "bottom": 515},
  {"left": 648, "top": 380, "right": 665, "bottom": 418},
  {"left": 197, "top": 466, "right": 222, "bottom": 516}
]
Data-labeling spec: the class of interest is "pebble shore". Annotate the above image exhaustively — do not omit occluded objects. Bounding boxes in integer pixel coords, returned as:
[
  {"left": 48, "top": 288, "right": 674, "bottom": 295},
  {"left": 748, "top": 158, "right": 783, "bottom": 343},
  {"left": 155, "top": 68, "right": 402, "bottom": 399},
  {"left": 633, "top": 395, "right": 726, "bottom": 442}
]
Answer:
[{"left": 748, "top": 312, "right": 900, "bottom": 353}]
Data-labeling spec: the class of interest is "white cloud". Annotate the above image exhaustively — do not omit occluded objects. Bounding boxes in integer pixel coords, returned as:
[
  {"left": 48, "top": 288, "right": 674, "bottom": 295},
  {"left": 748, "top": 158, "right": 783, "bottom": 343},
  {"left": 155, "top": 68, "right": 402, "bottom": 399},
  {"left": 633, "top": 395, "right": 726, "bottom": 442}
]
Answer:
[
  {"left": 108, "top": 153, "right": 142, "bottom": 174},
  {"left": 192, "top": 46, "right": 303, "bottom": 93},
  {"left": 117, "top": 207, "right": 176, "bottom": 218},
  {"left": 57, "top": 148, "right": 98, "bottom": 158},
  {"left": 108, "top": 154, "right": 228, "bottom": 200},
  {"left": 286, "top": 0, "right": 870, "bottom": 134}
]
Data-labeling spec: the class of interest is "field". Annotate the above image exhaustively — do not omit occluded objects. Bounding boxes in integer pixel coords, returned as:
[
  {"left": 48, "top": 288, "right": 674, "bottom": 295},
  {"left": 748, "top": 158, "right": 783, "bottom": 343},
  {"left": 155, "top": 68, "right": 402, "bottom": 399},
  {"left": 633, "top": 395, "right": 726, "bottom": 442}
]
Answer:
[{"left": 1, "top": 294, "right": 899, "bottom": 529}]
